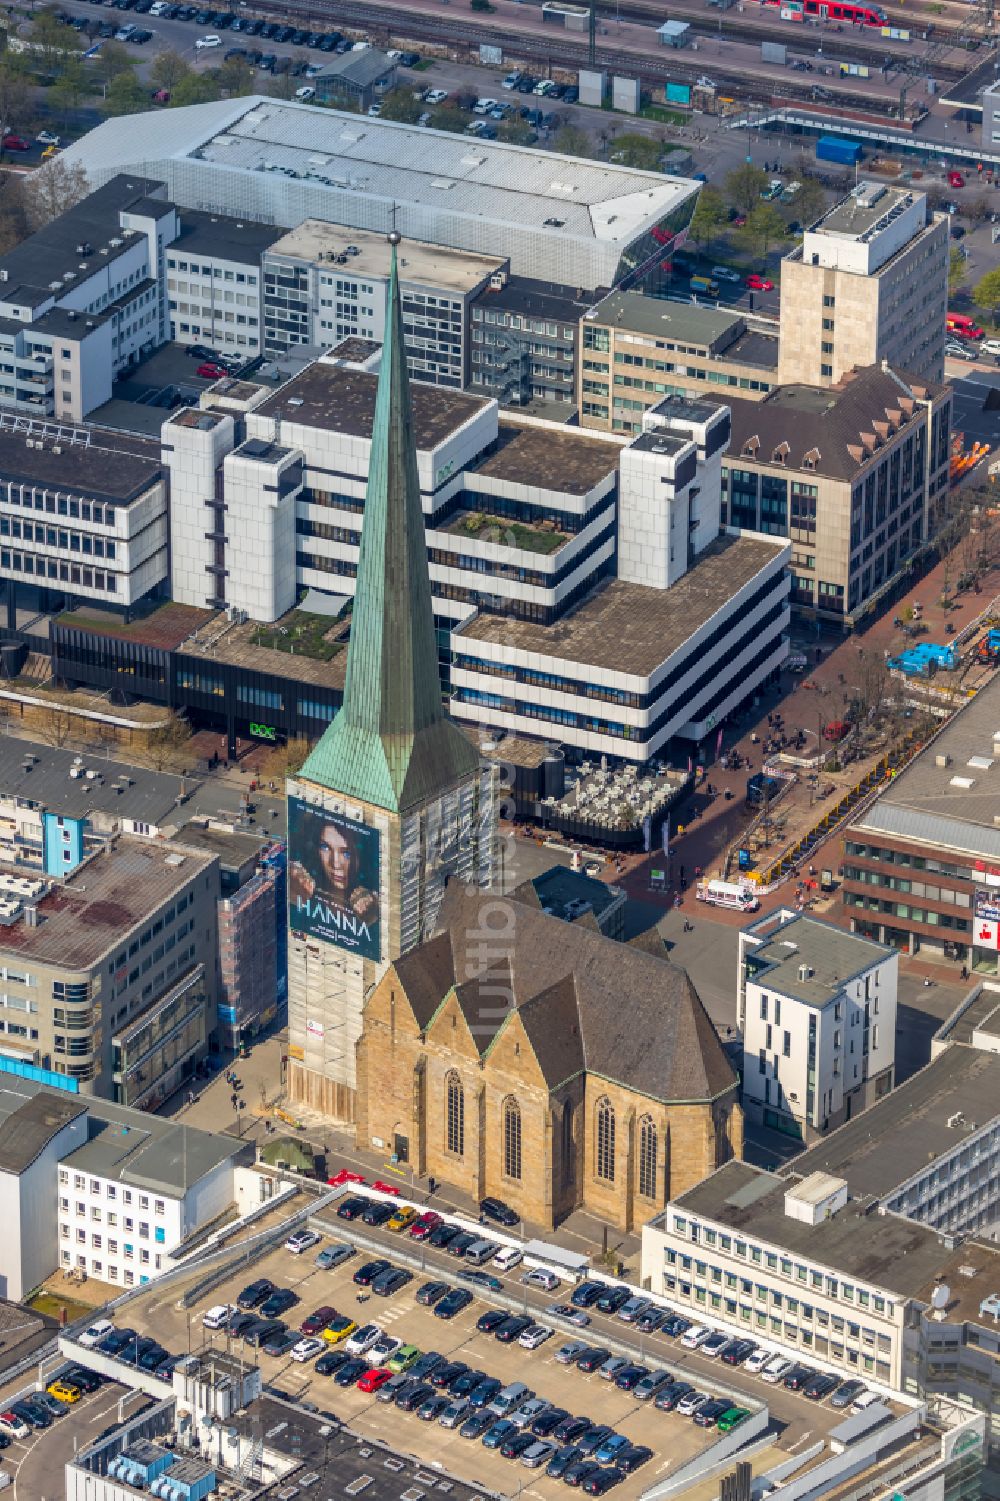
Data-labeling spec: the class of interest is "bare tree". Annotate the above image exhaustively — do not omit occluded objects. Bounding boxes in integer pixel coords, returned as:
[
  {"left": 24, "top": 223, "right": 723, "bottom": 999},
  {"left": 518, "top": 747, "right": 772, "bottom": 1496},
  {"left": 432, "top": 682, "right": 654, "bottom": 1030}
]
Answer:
[
  {"left": 142, "top": 710, "right": 191, "bottom": 771},
  {"left": 21, "top": 157, "right": 89, "bottom": 232},
  {"left": 37, "top": 703, "right": 75, "bottom": 748}
]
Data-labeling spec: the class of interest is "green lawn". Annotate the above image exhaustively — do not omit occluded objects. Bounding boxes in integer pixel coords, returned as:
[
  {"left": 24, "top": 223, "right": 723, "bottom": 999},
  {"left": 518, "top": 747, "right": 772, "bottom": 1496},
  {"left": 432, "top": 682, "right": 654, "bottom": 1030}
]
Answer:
[
  {"left": 250, "top": 610, "right": 345, "bottom": 661},
  {"left": 27, "top": 1291, "right": 93, "bottom": 1322},
  {"left": 452, "top": 512, "right": 567, "bottom": 555},
  {"left": 639, "top": 104, "right": 690, "bottom": 127}
]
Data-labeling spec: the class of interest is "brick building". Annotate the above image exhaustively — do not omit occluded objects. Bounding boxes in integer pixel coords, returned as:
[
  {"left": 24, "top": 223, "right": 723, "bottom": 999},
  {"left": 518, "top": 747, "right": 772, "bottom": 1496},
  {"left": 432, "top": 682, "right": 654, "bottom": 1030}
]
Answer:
[{"left": 355, "top": 881, "right": 742, "bottom": 1231}]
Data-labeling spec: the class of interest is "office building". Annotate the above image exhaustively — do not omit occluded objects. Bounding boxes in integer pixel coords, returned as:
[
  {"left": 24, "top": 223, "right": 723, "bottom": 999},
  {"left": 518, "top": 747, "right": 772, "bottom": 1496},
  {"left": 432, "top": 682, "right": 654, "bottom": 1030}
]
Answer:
[
  {"left": 262, "top": 219, "right": 505, "bottom": 386},
  {"left": 57, "top": 98, "right": 701, "bottom": 291},
  {"left": 720, "top": 364, "right": 952, "bottom": 624},
  {"left": 469, "top": 275, "right": 595, "bottom": 410},
  {"left": 843, "top": 679, "right": 1000, "bottom": 968},
  {"left": 738, "top": 908, "right": 897, "bottom": 1142},
  {"left": 0, "top": 418, "right": 167, "bottom": 624},
  {"left": 578, "top": 292, "right": 777, "bottom": 435},
  {"left": 165, "top": 210, "right": 282, "bottom": 359},
  {"left": 778, "top": 185, "right": 948, "bottom": 387},
  {"left": 0, "top": 833, "right": 218, "bottom": 1099}
]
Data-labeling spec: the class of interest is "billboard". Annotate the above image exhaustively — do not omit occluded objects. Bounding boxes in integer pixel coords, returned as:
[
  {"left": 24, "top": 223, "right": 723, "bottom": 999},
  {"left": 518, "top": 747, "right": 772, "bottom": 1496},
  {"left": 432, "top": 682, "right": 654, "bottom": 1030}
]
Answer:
[
  {"left": 287, "top": 798, "right": 381, "bottom": 960},
  {"left": 974, "top": 890, "right": 1000, "bottom": 951}
]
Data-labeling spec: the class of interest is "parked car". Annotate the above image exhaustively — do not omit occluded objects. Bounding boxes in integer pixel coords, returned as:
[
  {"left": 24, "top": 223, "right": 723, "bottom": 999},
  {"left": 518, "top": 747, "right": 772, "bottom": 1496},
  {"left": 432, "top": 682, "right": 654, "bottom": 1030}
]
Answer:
[
  {"left": 79, "top": 1320, "right": 114, "bottom": 1349},
  {"left": 285, "top": 1228, "right": 321, "bottom": 1255},
  {"left": 203, "top": 1305, "right": 236, "bottom": 1330},
  {"left": 353, "top": 1258, "right": 390, "bottom": 1287},
  {"left": 746, "top": 274, "right": 774, "bottom": 291},
  {"left": 316, "top": 1242, "right": 354, "bottom": 1270},
  {"left": 410, "top": 1211, "right": 442, "bottom": 1240},
  {"left": 196, "top": 362, "right": 227, "bottom": 379},
  {"left": 830, "top": 1380, "right": 867, "bottom": 1410},
  {"left": 521, "top": 1267, "right": 559, "bottom": 1291},
  {"left": 194, "top": 31, "right": 221, "bottom": 46},
  {"left": 595, "top": 1286, "right": 629, "bottom": 1315},
  {"left": 803, "top": 1372, "right": 841, "bottom": 1401},
  {"left": 435, "top": 1287, "right": 473, "bottom": 1319},
  {"left": 480, "top": 1196, "right": 518, "bottom": 1226},
  {"left": 694, "top": 1398, "right": 732, "bottom": 1428},
  {"left": 290, "top": 1337, "right": 325, "bottom": 1362},
  {"left": 416, "top": 1281, "right": 450, "bottom": 1307},
  {"left": 371, "top": 1267, "right": 411, "bottom": 1297}
]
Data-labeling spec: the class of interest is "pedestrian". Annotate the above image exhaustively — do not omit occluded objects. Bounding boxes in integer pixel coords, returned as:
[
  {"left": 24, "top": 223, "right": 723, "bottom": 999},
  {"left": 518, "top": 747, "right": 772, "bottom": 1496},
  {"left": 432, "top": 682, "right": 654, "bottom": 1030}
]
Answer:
[
  {"left": 961, "top": 965, "right": 969, "bottom": 981},
  {"left": 923, "top": 976, "right": 932, "bottom": 988}
]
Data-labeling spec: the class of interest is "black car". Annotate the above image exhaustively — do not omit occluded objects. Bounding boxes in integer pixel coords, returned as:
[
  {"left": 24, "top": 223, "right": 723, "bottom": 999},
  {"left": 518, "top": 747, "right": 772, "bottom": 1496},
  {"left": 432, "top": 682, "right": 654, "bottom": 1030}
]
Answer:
[
  {"left": 260, "top": 1288, "right": 297, "bottom": 1318},
  {"left": 547, "top": 1444, "right": 586, "bottom": 1479},
  {"left": 595, "top": 1286, "right": 629, "bottom": 1315},
  {"left": 661, "top": 1315, "right": 692, "bottom": 1337},
  {"left": 784, "top": 1365, "right": 816, "bottom": 1392},
  {"left": 476, "top": 1310, "right": 507, "bottom": 1333},
  {"left": 120, "top": 1336, "right": 159, "bottom": 1365},
  {"left": 582, "top": 1471, "right": 623, "bottom": 1496},
  {"left": 399, "top": 49, "right": 420, "bottom": 65},
  {"left": 467, "top": 1376, "right": 502, "bottom": 1408},
  {"left": 64, "top": 1366, "right": 102, "bottom": 1393},
  {"left": 137, "top": 1345, "right": 168, "bottom": 1371},
  {"left": 258, "top": 54, "right": 276, "bottom": 70},
  {"left": 417, "top": 1281, "right": 450, "bottom": 1307},
  {"left": 156, "top": 1355, "right": 184, "bottom": 1378},
  {"left": 446, "top": 1231, "right": 478, "bottom": 1258},
  {"left": 11, "top": 1400, "right": 50, "bottom": 1430},
  {"left": 500, "top": 1431, "right": 536, "bottom": 1460},
  {"left": 318, "top": 33, "right": 338, "bottom": 49},
  {"left": 634, "top": 1308, "right": 665, "bottom": 1334},
  {"left": 243, "top": 16, "right": 263, "bottom": 32},
  {"left": 226, "top": 1312, "right": 260, "bottom": 1338},
  {"left": 0, "top": 1431, "right": 9, "bottom": 1449},
  {"left": 577, "top": 1424, "right": 614, "bottom": 1456},
  {"left": 434, "top": 1287, "right": 472, "bottom": 1319},
  {"left": 803, "top": 1372, "right": 841, "bottom": 1401},
  {"left": 654, "top": 1381, "right": 694, "bottom": 1412},
  {"left": 397, "top": 1380, "right": 435, "bottom": 1411},
  {"left": 721, "top": 1340, "right": 757, "bottom": 1366},
  {"left": 530, "top": 1406, "right": 569, "bottom": 1437},
  {"left": 570, "top": 1280, "right": 604, "bottom": 1309},
  {"left": 694, "top": 1398, "right": 732, "bottom": 1428},
  {"left": 615, "top": 1364, "right": 649, "bottom": 1391},
  {"left": 305, "top": 31, "right": 322, "bottom": 45},
  {"left": 97, "top": 1327, "right": 136, "bottom": 1355},
  {"left": 263, "top": 1330, "right": 300, "bottom": 1358},
  {"left": 459, "top": 1270, "right": 503, "bottom": 1292},
  {"left": 290, "top": 28, "right": 307, "bottom": 42},
  {"left": 316, "top": 1350, "right": 351, "bottom": 1376},
  {"left": 362, "top": 1201, "right": 394, "bottom": 1226},
  {"left": 617, "top": 1445, "right": 653, "bottom": 1473},
  {"left": 450, "top": 1368, "right": 487, "bottom": 1398},
  {"left": 353, "top": 1258, "right": 390, "bottom": 1287},
  {"left": 372, "top": 1267, "right": 411, "bottom": 1297},
  {"left": 408, "top": 1351, "right": 444, "bottom": 1382},
  {"left": 564, "top": 1460, "right": 602, "bottom": 1488},
  {"left": 429, "top": 1360, "right": 468, "bottom": 1389},
  {"left": 427, "top": 1223, "right": 461, "bottom": 1250},
  {"left": 479, "top": 1196, "right": 518, "bottom": 1226},
  {"left": 237, "top": 1278, "right": 275, "bottom": 1310},
  {"left": 495, "top": 1315, "right": 533, "bottom": 1343},
  {"left": 552, "top": 1415, "right": 591, "bottom": 1444},
  {"left": 245, "top": 1319, "right": 286, "bottom": 1348},
  {"left": 575, "top": 1346, "right": 610, "bottom": 1372},
  {"left": 334, "top": 1357, "right": 368, "bottom": 1386},
  {"left": 460, "top": 1408, "right": 495, "bottom": 1439}
]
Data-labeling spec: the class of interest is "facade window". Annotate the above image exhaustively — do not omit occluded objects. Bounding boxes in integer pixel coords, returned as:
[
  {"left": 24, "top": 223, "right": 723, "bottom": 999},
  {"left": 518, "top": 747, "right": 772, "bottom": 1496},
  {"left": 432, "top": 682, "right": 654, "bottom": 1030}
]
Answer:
[
  {"left": 596, "top": 1097, "right": 616, "bottom": 1183},
  {"left": 638, "top": 1115, "right": 658, "bottom": 1199},
  {"left": 503, "top": 1096, "right": 522, "bottom": 1181},
  {"left": 445, "top": 1071, "right": 464, "bottom": 1156}
]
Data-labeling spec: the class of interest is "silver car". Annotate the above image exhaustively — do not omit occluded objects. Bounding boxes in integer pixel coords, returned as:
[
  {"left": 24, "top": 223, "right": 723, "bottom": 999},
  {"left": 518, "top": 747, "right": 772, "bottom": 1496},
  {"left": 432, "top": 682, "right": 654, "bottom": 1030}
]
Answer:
[
  {"left": 521, "top": 1439, "right": 559, "bottom": 1469},
  {"left": 599, "top": 1355, "right": 630, "bottom": 1382},
  {"left": 439, "top": 1396, "right": 471, "bottom": 1429},
  {"left": 556, "top": 1340, "right": 588, "bottom": 1364}
]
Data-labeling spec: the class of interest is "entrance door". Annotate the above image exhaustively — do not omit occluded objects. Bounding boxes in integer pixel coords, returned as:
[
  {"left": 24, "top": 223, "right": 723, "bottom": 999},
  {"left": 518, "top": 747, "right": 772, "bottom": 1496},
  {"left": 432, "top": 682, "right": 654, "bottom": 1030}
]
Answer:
[{"left": 394, "top": 1133, "right": 409, "bottom": 1164}]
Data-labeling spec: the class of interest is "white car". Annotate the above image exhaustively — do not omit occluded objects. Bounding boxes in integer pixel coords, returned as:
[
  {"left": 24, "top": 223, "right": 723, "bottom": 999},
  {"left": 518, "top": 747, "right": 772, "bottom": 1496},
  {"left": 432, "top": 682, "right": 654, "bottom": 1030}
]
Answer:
[
  {"left": 520, "top": 1267, "right": 559, "bottom": 1291},
  {"left": 493, "top": 1245, "right": 523, "bottom": 1272},
  {"left": 367, "top": 1333, "right": 400, "bottom": 1365},
  {"left": 743, "top": 1347, "right": 771, "bottom": 1375},
  {"left": 295, "top": 86, "right": 315, "bottom": 101},
  {"left": 0, "top": 1412, "right": 30, "bottom": 1439},
  {"left": 423, "top": 89, "right": 448, "bottom": 105},
  {"left": 700, "top": 1331, "right": 731, "bottom": 1358},
  {"left": 36, "top": 131, "right": 60, "bottom": 147},
  {"left": 367, "top": 103, "right": 382, "bottom": 117},
  {"left": 345, "top": 1323, "right": 382, "bottom": 1357},
  {"left": 195, "top": 33, "right": 221, "bottom": 48},
  {"left": 78, "top": 1318, "right": 114, "bottom": 1349},
  {"left": 285, "top": 1229, "right": 321, "bottom": 1255},
  {"left": 852, "top": 1390, "right": 883, "bottom": 1414},
  {"left": 711, "top": 265, "right": 741, "bottom": 284},
  {"left": 202, "top": 1304, "right": 236, "bottom": 1330},
  {"left": 290, "top": 1337, "right": 325, "bottom": 1362},
  {"left": 473, "top": 97, "right": 499, "bottom": 114},
  {"left": 981, "top": 338, "right": 1000, "bottom": 357},
  {"left": 676, "top": 1390, "right": 710, "bottom": 1416},
  {"left": 519, "top": 1324, "right": 553, "bottom": 1350},
  {"left": 386, "top": 48, "right": 403, "bottom": 59},
  {"left": 680, "top": 1324, "right": 713, "bottom": 1349},
  {"left": 533, "top": 79, "right": 554, "bottom": 94},
  {"left": 761, "top": 1355, "right": 794, "bottom": 1384}
]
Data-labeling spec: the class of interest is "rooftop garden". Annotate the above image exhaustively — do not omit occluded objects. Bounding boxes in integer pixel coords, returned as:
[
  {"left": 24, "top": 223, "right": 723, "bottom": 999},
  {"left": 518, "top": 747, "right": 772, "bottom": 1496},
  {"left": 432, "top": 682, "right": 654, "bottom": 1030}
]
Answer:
[
  {"left": 447, "top": 510, "right": 568, "bottom": 555},
  {"left": 249, "top": 609, "right": 347, "bottom": 662}
]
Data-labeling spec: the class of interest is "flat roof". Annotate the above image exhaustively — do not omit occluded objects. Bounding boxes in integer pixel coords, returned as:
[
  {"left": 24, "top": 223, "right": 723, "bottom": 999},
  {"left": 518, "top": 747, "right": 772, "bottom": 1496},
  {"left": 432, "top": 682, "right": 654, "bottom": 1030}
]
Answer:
[
  {"left": 813, "top": 184, "right": 916, "bottom": 239},
  {"left": 587, "top": 290, "right": 744, "bottom": 350},
  {"left": 0, "top": 425, "right": 161, "bottom": 504},
  {"left": 727, "top": 328, "right": 779, "bottom": 371},
  {"left": 56, "top": 600, "right": 217, "bottom": 651},
  {"left": 527, "top": 865, "right": 623, "bottom": 921},
  {"left": 852, "top": 676, "right": 1000, "bottom": 860},
  {"left": 459, "top": 533, "right": 786, "bottom": 678},
  {"left": 266, "top": 218, "right": 505, "bottom": 293},
  {"left": 60, "top": 1101, "right": 244, "bottom": 1194},
  {"left": 172, "top": 821, "right": 271, "bottom": 869},
  {"left": 939, "top": 51, "right": 999, "bottom": 111},
  {"left": 472, "top": 272, "right": 600, "bottom": 320},
  {"left": 746, "top": 911, "right": 891, "bottom": 1006},
  {"left": 172, "top": 208, "right": 283, "bottom": 264},
  {"left": 0, "top": 837, "right": 216, "bottom": 971},
  {"left": 934, "top": 987, "right": 1000, "bottom": 1048},
  {"left": 792, "top": 1043, "right": 1000, "bottom": 1201},
  {"left": 0, "top": 1088, "right": 86, "bottom": 1174},
  {"left": 666, "top": 1159, "right": 950, "bottom": 1296},
  {"left": 0, "top": 739, "right": 196, "bottom": 828},
  {"left": 911, "top": 1239, "right": 1000, "bottom": 1323},
  {"left": 471, "top": 420, "right": 618, "bottom": 495},
  {"left": 257, "top": 361, "right": 490, "bottom": 446}
]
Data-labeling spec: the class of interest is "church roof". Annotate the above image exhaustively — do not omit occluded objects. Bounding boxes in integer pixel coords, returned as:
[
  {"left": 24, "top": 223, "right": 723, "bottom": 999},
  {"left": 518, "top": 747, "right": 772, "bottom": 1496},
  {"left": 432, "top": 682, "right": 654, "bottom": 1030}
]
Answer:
[
  {"left": 299, "top": 237, "right": 480, "bottom": 813},
  {"left": 393, "top": 883, "right": 735, "bottom": 1103}
]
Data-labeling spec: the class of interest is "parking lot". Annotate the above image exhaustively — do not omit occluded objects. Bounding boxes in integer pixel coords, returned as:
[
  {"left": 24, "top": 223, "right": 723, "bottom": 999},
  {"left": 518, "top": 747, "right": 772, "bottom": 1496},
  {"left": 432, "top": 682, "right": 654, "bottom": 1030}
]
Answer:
[{"left": 0, "top": 1372, "right": 144, "bottom": 1499}]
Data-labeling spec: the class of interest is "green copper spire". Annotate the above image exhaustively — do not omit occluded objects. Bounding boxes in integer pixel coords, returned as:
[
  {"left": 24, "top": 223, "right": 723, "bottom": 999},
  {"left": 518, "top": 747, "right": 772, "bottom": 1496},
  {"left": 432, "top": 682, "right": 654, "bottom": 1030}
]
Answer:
[{"left": 300, "top": 233, "right": 480, "bottom": 814}]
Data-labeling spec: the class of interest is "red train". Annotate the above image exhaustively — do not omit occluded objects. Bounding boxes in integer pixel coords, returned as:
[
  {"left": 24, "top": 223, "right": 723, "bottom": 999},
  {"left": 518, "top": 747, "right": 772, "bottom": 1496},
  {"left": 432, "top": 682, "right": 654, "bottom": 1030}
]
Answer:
[{"left": 761, "top": 0, "right": 888, "bottom": 25}]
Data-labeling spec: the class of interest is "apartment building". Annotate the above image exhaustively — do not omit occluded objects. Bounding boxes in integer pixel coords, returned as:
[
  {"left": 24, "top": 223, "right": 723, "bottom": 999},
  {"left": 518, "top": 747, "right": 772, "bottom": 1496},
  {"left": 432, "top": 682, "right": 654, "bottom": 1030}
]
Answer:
[
  {"left": 469, "top": 275, "right": 595, "bottom": 409},
  {"left": 577, "top": 292, "right": 777, "bottom": 436},
  {"left": 0, "top": 419, "right": 167, "bottom": 623},
  {"left": 0, "top": 835, "right": 218, "bottom": 1099},
  {"left": 738, "top": 909, "right": 898, "bottom": 1141},
  {"left": 262, "top": 220, "right": 504, "bottom": 387},
  {"left": 165, "top": 210, "right": 282, "bottom": 359},
  {"left": 844, "top": 680, "right": 1000, "bottom": 967},
  {"left": 778, "top": 184, "right": 948, "bottom": 387},
  {"left": 720, "top": 364, "right": 952, "bottom": 624}
]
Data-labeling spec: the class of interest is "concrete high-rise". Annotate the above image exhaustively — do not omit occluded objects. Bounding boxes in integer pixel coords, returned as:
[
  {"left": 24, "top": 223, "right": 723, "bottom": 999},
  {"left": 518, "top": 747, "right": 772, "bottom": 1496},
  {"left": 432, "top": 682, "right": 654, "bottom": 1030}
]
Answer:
[
  {"left": 284, "top": 233, "right": 496, "bottom": 1123},
  {"left": 778, "top": 184, "right": 948, "bottom": 388}
]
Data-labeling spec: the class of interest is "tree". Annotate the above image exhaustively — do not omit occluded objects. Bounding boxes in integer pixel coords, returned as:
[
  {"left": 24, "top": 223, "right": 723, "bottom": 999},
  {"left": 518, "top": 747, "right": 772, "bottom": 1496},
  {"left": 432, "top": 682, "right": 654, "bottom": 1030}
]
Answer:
[
  {"left": 150, "top": 48, "right": 191, "bottom": 92},
  {"left": 428, "top": 105, "right": 469, "bottom": 133},
  {"left": 97, "top": 41, "right": 138, "bottom": 83},
  {"left": 21, "top": 156, "right": 88, "bottom": 231},
  {"left": 37, "top": 701, "right": 75, "bottom": 749},
  {"left": 48, "top": 57, "right": 88, "bottom": 125},
  {"left": 143, "top": 710, "right": 191, "bottom": 772},
  {"left": 0, "top": 175, "right": 26, "bottom": 253},
  {"left": 972, "top": 267, "right": 1000, "bottom": 327},
  {"left": 688, "top": 183, "right": 727, "bottom": 253},
  {"left": 609, "top": 133, "right": 664, "bottom": 171},
  {"left": 948, "top": 245, "right": 967, "bottom": 296},
  {"left": 377, "top": 85, "right": 421, "bottom": 123},
  {"left": 216, "top": 56, "right": 256, "bottom": 96},
  {"left": 29, "top": 8, "right": 78, "bottom": 77},
  {"left": 740, "top": 200, "right": 787, "bottom": 266},
  {"left": 266, "top": 71, "right": 298, "bottom": 101},
  {"left": 967, "top": 194, "right": 991, "bottom": 225},
  {"left": 169, "top": 71, "right": 222, "bottom": 106},
  {"left": 793, "top": 174, "right": 826, "bottom": 226},
  {"left": 725, "top": 161, "right": 767, "bottom": 217},
  {"left": 0, "top": 57, "right": 31, "bottom": 137},
  {"left": 552, "top": 123, "right": 591, "bottom": 158},
  {"left": 497, "top": 118, "right": 536, "bottom": 146},
  {"left": 102, "top": 70, "right": 149, "bottom": 117}
]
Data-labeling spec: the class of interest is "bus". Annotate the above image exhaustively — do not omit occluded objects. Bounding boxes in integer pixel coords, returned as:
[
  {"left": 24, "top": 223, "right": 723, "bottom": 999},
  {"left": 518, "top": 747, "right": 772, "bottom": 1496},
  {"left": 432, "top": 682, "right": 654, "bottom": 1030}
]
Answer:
[
  {"left": 761, "top": 0, "right": 887, "bottom": 24},
  {"left": 696, "top": 880, "right": 760, "bottom": 913},
  {"left": 690, "top": 275, "right": 720, "bottom": 298}
]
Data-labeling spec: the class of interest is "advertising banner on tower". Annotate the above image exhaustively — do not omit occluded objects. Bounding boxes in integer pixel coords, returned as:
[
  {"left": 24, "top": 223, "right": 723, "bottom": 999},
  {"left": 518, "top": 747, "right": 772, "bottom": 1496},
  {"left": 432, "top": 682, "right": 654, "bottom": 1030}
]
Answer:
[{"left": 287, "top": 798, "right": 381, "bottom": 961}]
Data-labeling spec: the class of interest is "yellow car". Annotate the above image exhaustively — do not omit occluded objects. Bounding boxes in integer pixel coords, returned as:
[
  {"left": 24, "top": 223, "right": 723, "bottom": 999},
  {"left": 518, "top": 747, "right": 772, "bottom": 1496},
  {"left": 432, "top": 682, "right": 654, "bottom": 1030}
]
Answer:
[
  {"left": 321, "top": 1315, "right": 357, "bottom": 1345},
  {"left": 387, "top": 1205, "right": 417, "bottom": 1232},
  {"left": 41, "top": 145, "right": 60, "bottom": 160},
  {"left": 47, "top": 1379, "right": 81, "bottom": 1404}
]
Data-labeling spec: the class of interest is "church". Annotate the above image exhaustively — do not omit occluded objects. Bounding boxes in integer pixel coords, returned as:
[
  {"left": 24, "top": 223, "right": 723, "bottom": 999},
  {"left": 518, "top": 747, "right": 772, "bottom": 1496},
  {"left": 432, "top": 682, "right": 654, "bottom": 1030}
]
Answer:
[
  {"left": 284, "top": 233, "right": 741, "bottom": 1230},
  {"left": 355, "top": 880, "right": 742, "bottom": 1232}
]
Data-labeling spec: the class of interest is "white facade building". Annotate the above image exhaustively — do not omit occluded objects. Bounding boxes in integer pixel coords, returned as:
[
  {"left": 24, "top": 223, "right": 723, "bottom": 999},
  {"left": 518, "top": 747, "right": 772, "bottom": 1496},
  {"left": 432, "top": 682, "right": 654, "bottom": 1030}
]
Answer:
[
  {"left": 738, "top": 909, "right": 898, "bottom": 1141},
  {"left": 166, "top": 209, "right": 281, "bottom": 358}
]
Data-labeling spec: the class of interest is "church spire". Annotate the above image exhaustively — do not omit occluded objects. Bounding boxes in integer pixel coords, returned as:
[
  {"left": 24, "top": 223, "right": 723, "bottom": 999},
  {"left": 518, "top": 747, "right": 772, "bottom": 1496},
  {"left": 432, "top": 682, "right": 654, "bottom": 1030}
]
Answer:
[{"left": 300, "top": 233, "right": 480, "bottom": 814}]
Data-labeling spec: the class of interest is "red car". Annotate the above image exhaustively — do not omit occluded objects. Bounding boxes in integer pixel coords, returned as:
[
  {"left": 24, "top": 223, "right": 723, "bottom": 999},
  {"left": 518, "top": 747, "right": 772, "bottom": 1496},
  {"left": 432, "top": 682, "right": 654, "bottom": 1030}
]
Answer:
[
  {"left": 409, "top": 1211, "right": 442, "bottom": 1241},
  {"left": 196, "top": 362, "right": 227, "bottom": 379},
  {"left": 746, "top": 274, "right": 774, "bottom": 292},
  {"left": 300, "top": 1305, "right": 336, "bottom": 1336},
  {"left": 357, "top": 1366, "right": 393, "bottom": 1394},
  {"left": 327, "top": 1169, "right": 366, "bottom": 1187},
  {"left": 947, "top": 170, "right": 965, "bottom": 189},
  {"left": 2, "top": 136, "right": 28, "bottom": 152}
]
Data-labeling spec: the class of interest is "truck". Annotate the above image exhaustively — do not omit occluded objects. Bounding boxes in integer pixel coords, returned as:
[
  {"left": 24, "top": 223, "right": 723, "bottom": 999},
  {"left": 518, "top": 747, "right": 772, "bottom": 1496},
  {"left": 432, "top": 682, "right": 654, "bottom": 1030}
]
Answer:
[{"left": 817, "top": 135, "right": 862, "bottom": 167}]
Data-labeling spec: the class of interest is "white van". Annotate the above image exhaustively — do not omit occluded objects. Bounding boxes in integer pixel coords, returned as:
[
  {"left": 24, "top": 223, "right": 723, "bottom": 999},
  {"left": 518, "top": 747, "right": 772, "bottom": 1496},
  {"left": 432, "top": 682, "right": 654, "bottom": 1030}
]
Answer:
[
  {"left": 493, "top": 1244, "right": 523, "bottom": 1272},
  {"left": 696, "top": 879, "right": 760, "bottom": 913}
]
